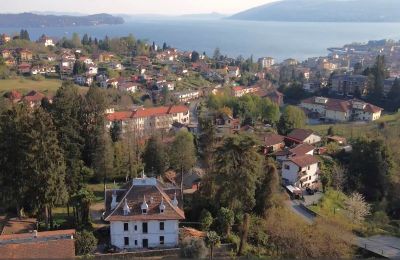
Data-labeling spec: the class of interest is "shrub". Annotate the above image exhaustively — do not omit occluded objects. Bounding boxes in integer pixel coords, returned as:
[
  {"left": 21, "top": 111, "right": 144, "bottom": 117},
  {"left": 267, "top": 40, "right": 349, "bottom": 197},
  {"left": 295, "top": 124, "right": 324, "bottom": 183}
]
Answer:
[
  {"left": 75, "top": 230, "right": 98, "bottom": 256},
  {"left": 226, "top": 233, "right": 240, "bottom": 252},
  {"left": 180, "top": 237, "right": 207, "bottom": 259}
]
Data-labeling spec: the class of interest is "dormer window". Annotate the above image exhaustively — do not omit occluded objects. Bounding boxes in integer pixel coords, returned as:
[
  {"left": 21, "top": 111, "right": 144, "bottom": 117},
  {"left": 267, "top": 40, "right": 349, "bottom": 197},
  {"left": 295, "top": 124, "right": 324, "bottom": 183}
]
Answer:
[
  {"left": 141, "top": 195, "right": 149, "bottom": 215},
  {"left": 123, "top": 199, "right": 131, "bottom": 216},
  {"left": 159, "top": 197, "right": 166, "bottom": 213}
]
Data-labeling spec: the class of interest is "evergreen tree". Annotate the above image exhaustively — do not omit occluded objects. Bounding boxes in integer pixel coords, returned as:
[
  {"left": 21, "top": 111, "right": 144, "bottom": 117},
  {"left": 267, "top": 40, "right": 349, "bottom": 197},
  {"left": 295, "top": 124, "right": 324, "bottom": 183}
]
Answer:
[
  {"left": 92, "top": 127, "right": 114, "bottom": 184},
  {"left": 346, "top": 139, "right": 392, "bottom": 202},
  {"left": 49, "top": 82, "right": 85, "bottom": 209},
  {"left": 169, "top": 131, "right": 196, "bottom": 173},
  {"left": 143, "top": 135, "right": 168, "bottom": 177},
  {"left": 27, "top": 108, "right": 68, "bottom": 229},
  {"left": 0, "top": 105, "right": 31, "bottom": 216},
  {"left": 216, "top": 207, "right": 234, "bottom": 237},
  {"left": 82, "top": 34, "right": 89, "bottom": 45},
  {"left": 79, "top": 87, "right": 108, "bottom": 167},
  {"left": 255, "top": 163, "right": 280, "bottom": 217},
  {"left": 211, "top": 134, "right": 263, "bottom": 212}
]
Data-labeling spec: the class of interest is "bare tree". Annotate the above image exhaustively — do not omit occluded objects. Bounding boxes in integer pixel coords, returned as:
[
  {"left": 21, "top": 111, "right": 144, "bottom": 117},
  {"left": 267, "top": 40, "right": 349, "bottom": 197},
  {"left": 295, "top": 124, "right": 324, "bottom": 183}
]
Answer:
[
  {"left": 345, "top": 192, "right": 371, "bottom": 223},
  {"left": 331, "top": 163, "right": 345, "bottom": 191}
]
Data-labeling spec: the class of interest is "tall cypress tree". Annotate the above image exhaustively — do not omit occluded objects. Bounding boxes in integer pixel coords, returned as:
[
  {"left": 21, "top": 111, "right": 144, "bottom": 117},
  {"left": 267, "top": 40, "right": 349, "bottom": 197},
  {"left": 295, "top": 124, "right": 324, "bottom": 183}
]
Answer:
[
  {"left": 26, "top": 108, "right": 68, "bottom": 230},
  {"left": 49, "top": 82, "right": 85, "bottom": 199}
]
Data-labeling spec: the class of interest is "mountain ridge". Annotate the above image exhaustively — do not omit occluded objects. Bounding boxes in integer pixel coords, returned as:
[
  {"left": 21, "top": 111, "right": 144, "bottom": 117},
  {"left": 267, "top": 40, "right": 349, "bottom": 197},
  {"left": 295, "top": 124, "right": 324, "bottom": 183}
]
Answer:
[
  {"left": 230, "top": 0, "right": 400, "bottom": 22},
  {"left": 0, "top": 12, "right": 124, "bottom": 27}
]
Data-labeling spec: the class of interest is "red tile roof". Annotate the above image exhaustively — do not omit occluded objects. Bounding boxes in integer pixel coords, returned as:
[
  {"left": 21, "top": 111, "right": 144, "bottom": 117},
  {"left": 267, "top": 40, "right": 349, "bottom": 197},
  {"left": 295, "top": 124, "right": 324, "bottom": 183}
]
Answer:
[
  {"left": 290, "top": 143, "right": 315, "bottom": 156},
  {"left": 287, "top": 128, "right": 317, "bottom": 142},
  {"left": 22, "top": 91, "right": 46, "bottom": 103},
  {"left": 264, "top": 133, "right": 285, "bottom": 147},
  {"left": 106, "top": 105, "right": 189, "bottom": 122},
  {"left": 301, "top": 97, "right": 383, "bottom": 114},
  {"left": 285, "top": 155, "right": 319, "bottom": 168},
  {"left": 0, "top": 230, "right": 75, "bottom": 259}
]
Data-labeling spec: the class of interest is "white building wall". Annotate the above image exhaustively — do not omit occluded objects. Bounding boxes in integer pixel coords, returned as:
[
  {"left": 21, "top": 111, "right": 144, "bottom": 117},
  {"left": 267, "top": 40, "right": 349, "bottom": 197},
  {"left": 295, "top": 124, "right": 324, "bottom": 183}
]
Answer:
[
  {"left": 110, "top": 220, "right": 179, "bottom": 249},
  {"left": 282, "top": 161, "right": 319, "bottom": 188},
  {"left": 303, "top": 134, "right": 321, "bottom": 145},
  {"left": 326, "top": 110, "right": 348, "bottom": 122}
]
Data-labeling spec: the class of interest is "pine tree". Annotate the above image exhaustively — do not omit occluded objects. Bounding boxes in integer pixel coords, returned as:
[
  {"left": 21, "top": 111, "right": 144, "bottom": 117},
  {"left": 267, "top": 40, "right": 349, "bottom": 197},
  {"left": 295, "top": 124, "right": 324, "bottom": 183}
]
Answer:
[
  {"left": 79, "top": 87, "right": 108, "bottom": 167},
  {"left": 0, "top": 105, "right": 31, "bottom": 217},
  {"left": 211, "top": 134, "right": 263, "bottom": 212},
  {"left": 49, "top": 82, "right": 84, "bottom": 200},
  {"left": 27, "top": 108, "right": 68, "bottom": 229},
  {"left": 169, "top": 131, "right": 196, "bottom": 173},
  {"left": 143, "top": 135, "right": 168, "bottom": 177},
  {"left": 255, "top": 163, "right": 280, "bottom": 217}
]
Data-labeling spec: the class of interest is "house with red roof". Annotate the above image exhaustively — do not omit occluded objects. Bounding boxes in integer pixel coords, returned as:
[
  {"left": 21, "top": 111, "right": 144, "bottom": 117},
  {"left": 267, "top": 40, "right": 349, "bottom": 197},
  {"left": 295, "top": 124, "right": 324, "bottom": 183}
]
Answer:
[
  {"left": 104, "top": 175, "right": 184, "bottom": 249},
  {"left": 286, "top": 128, "right": 322, "bottom": 145},
  {"left": 264, "top": 132, "right": 285, "bottom": 154},
  {"left": 21, "top": 91, "right": 51, "bottom": 108},
  {"left": 232, "top": 86, "right": 260, "bottom": 97},
  {"left": 282, "top": 155, "right": 320, "bottom": 189},
  {"left": 300, "top": 96, "right": 383, "bottom": 122}
]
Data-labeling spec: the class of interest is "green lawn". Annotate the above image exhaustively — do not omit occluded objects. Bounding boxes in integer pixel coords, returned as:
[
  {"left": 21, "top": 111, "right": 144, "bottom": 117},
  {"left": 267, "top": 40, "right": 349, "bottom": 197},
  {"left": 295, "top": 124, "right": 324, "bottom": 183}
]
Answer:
[
  {"left": 306, "top": 112, "right": 400, "bottom": 139},
  {"left": 0, "top": 78, "right": 87, "bottom": 95}
]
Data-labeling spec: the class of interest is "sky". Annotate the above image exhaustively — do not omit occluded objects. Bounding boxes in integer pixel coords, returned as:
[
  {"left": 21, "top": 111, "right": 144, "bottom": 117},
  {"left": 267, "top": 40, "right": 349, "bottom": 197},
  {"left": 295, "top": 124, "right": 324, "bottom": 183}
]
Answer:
[{"left": 1, "top": 0, "right": 278, "bottom": 15}]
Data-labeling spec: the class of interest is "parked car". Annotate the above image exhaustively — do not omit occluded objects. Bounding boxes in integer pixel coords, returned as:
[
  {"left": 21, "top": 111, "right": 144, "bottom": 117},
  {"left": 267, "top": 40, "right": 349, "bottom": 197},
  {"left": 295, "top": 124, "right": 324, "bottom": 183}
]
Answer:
[{"left": 306, "top": 187, "right": 315, "bottom": 195}]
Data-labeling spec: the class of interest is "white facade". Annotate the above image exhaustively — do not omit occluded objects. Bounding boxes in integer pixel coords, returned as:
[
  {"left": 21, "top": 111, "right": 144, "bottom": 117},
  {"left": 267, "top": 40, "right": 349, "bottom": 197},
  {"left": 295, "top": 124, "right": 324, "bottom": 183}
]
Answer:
[
  {"left": 303, "top": 134, "right": 322, "bottom": 145},
  {"left": 110, "top": 220, "right": 179, "bottom": 249},
  {"left": 282, "top": 161, "right": 319, "bottom": 189},
  {"left": 259, "top": 57, "right": 275, "bottom": 68}
]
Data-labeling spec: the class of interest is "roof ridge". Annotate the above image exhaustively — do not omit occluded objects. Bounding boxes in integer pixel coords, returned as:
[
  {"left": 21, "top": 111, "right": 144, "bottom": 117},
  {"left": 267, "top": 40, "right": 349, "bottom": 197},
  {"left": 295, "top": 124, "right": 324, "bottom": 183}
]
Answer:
[
  {"left": 104, "top": 183, "right": 134, "bottom": 221},
  {"left": 155, "top": 185, "right": 185, "bottom": 219}
]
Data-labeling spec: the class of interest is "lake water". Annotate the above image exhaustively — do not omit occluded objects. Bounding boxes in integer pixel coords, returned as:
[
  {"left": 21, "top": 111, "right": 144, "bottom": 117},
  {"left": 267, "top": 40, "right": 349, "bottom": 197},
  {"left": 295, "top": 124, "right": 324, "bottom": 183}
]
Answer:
[{"left": 1, "top": 19, "right": 400, "bottom": 61}]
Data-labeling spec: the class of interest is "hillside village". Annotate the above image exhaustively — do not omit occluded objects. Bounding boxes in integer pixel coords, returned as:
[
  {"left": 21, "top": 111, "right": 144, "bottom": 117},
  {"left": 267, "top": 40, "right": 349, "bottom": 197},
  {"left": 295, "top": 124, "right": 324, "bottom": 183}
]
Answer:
[{"left": 0, "top": 30, "right": 400, "bottom": 259}]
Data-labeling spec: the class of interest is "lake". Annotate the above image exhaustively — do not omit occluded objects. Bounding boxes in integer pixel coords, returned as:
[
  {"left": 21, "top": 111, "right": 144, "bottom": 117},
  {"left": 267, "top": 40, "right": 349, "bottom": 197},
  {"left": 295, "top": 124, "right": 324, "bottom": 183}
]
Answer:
[{"left": 1, "top": 19, "right": 400, "bottom": 61}]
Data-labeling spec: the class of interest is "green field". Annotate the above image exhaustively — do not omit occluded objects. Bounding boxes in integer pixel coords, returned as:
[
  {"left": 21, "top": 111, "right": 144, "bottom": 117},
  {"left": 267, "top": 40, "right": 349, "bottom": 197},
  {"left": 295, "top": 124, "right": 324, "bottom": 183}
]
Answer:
[
  {"left": 0, "top": 78, "right": 86, "bottom": 95},
  {"left": 306, "top": 113, "right": 400, "bottom": 139}
]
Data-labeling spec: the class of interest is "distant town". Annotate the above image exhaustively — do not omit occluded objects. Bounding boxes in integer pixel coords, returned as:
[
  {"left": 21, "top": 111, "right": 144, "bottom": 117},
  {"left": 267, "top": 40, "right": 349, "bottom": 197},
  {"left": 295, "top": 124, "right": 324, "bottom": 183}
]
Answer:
[{"left": 0, "top": 30, "right": 399, "bottom": 259}]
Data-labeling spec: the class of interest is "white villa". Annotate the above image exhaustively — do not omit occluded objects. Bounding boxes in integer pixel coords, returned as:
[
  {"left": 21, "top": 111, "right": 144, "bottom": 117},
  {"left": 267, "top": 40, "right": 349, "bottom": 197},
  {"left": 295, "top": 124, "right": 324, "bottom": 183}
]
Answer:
[{"left": 104, "top": 176, "right": 185, "bottom": 250}]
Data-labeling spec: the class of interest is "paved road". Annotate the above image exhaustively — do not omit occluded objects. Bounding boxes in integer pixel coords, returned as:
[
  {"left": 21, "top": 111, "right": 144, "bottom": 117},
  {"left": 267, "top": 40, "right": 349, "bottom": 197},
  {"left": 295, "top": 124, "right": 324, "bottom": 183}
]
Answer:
[
  {"left": 189, "top": 100, "right": 200, "bottom": 125},
  {"left": 286, "top": 200, "right": 400, "bottom": 259}
]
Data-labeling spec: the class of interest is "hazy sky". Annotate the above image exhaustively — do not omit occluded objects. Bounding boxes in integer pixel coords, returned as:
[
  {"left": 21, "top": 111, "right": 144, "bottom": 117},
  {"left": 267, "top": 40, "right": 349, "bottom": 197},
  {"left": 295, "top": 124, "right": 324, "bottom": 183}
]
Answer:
[{"left": 2, "top": 0, "right": 278, "bottom": 15}]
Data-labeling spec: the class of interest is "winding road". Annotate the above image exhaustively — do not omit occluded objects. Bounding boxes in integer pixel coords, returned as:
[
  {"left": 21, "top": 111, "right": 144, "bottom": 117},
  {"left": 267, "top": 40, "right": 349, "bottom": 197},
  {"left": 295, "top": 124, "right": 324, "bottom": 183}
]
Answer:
[{"left": 286, "top": 200, "right": 400, "bottom": 259}]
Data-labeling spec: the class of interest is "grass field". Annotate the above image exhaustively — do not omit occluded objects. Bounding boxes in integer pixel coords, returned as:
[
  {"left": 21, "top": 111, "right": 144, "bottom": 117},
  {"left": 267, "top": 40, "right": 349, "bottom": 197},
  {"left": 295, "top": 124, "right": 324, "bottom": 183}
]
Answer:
[
  {"left": 0, "top": 78, "right": 87, "bottom": 95},
  {"left": 306, "top": 112, "right": 400, "bottom": 139}
]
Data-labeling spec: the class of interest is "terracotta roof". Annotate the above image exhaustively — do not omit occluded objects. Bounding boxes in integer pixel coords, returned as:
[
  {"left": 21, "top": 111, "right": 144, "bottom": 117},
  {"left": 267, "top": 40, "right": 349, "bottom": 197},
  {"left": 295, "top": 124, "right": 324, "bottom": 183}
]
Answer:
[
  {"left": 0, "top": 229, "right": 75, "bottom": 241},
  {"left": 4, "top": 90, "right": 22, "bottom": 101},
  {"left": 106, "top": 105, "right": 189, "bottom": 122},
  {"left": 0, "top": 218, "right": 36, "bottom": 235},
  {"left": 287, "top": 129, "right": 316, "bottom": 142},
  {"left": 0, "top": 230, "right": 75, "bottom": 259},
  {"left": 285, "top": 155, "right": 319, "bottom": 168},
  {"left": 301, "top": 97, "right": 383, "bottom": 114},
  {"left": 22, "top": 91, "right": 46, "bottom": 103},
  {"left": 264, "top": 133, "right": 285, "bottom": 147},
  {"left": 104, "top": 180, "right": 185, "bottom": 222},
  {"left": 364, "top": 103, "right": 383, "bottom": 113},
  {"left": 290, "top": 143, "right": 315, "bottom": 156},
  {"left": 232, "top": 86, "right": 243, "bottom": 92}
]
